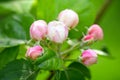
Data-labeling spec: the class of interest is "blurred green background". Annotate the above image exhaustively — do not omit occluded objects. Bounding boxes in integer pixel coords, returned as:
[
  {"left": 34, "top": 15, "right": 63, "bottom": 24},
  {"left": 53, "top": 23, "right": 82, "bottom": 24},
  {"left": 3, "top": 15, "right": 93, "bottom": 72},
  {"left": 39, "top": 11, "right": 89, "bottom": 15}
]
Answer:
[
  {"left": 91, "top": 0, "right": 120, "bottom": 80},
  {"left": 0, "top": 0, "right": 120, "bottom": 80}
]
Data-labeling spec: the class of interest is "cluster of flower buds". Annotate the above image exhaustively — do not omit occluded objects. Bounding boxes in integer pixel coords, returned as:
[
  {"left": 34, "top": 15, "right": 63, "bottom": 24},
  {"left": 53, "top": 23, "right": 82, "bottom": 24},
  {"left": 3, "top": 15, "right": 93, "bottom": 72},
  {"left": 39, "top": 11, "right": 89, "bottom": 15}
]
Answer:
[
  {"left": 83, "top": 24, "right": 103, "bottom": 42},
  {"left": 30, "top": 9, "right": 79, "bottom": 43},
  {"left": 26, "top": 9, "right": 79, "bottom": 60},
  {"left": 26, "top": 9, "right": 104, "bottom": 67},
  {"left": 81, "top": 24, "right": 103, "bottom": 66}
]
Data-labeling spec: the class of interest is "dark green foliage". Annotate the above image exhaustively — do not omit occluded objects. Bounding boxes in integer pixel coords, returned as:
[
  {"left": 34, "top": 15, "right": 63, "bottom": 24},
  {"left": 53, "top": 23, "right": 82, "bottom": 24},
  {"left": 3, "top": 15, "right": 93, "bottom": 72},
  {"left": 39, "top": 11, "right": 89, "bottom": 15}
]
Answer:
[
  {"left": 53, "top": 62, "right": 90, "bottom": 80},
  {"left": 0, "top": 59, "right": 37, "bottom": 80},
  {"left": 0, "top": 46, "right": 19, "bottom": 69}
]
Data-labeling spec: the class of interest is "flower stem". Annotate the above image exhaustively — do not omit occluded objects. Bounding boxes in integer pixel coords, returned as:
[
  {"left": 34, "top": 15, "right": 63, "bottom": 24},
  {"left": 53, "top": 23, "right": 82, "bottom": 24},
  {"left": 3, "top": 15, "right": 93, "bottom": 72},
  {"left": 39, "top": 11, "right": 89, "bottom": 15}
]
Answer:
[
  {"left": 56, "top": 44, "right": 62, "bottom": 58},
  {"left": 61, "top": 41, "right": 81, "bottom": 55}
]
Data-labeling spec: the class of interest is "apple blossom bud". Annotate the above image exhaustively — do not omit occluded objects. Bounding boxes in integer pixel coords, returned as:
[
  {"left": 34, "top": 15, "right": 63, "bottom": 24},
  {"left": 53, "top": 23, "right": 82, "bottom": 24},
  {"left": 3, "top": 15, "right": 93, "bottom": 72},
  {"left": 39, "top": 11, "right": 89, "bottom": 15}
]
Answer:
[
  {"left": 83, "top": 34, "right": 94, "bottom": 42},
  {"left": 87, "top": 24, "right": 103, "bottom": 40},
  {"left": 26, "top": 45, "right": 43, "bottom": 60},
  {"left": 30, "top": 20, "right": 47, "bottom": 41},
  {"left": 81, "top": 49, "right": 97, "bottom": 66},
  {"left": 58, "top": 9, "right": 79, "bottom": 28},
  {"left": 47, "top": 21, "right": 68, "bottom": 43}
]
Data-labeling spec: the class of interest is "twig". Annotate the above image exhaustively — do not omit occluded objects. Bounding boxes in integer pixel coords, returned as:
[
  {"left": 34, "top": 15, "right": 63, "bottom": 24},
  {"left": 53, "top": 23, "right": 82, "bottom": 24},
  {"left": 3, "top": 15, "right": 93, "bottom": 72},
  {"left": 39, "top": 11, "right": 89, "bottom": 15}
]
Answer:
[{"left": 94, "top": 0, "right": 112, "bottom": 23}]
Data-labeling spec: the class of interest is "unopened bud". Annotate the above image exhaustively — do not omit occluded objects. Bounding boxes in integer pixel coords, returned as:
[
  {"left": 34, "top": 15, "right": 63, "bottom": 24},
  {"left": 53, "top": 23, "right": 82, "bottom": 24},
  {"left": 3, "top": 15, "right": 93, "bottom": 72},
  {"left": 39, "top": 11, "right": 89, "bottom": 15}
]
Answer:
[
  {"left": 81, "top": 49, "right": 97, "bottom": 66},
  {"left": 47, "top": 21, "right": 68, "bottom": 43},
  {"left": 83, "top": 34, "right": 94, "bottom": 42},
  {"left": 26, "top": 45, "right": 43, "bottom": 60},
  {"left": 87, "top": 24, "right": 103, "bottom": 40},
  {"left": 30, "top": 20, "right": 47, "bottom": 41},
  {"left": 58, "top": 9, "right": 79, "bottom": 28}
]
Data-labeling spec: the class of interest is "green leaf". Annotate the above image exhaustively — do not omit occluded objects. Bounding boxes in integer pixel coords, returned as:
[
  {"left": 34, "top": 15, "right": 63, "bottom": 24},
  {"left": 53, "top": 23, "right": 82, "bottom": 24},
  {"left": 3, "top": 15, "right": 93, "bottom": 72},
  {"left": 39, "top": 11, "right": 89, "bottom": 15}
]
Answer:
[
  {"left": 53, "top": 62, "right": 90, "bottom": 80},
  {"left": 0, "top": 14, "right": 34, "bottom": 40},
  {"left": 0, "top": 0, "right": 34, "bottom": 15},
  {"left": 36, "top": 70, "right": 50, "bottom": 80},
  {"left": 17, "top": 44, "right": 27, "bottom": 59},
  {"left": 0, "top": 14, "right": 34, "bottom": 48},
  {"left": 100, "top": 46, "right": 110, "bottom": 55},
  {"left": 13, "top": 14, "right": 35, "bottom": 40},
  {"left": 38, "top": 57, "right": 63, "bottom": 70},
  {"left": 0, "top": 46, "right": 19, "bottom": 70},
  {"left": 93, "top": 49, "right": 109, "bottom": 56},
  {"left": 54, "top": 69, "right": 85, "bottom": 80},
  {"left": 35, "top": 48, "right": 63, "bottom": 70},
  {"left": 0, "top": 39, "right": 25, "bottom": 48},
  {"left": 0, "top": 59, "right": 37, "bottom": 80},
  {"left": 69, "top": 62, "right": 91, "bottom": 79}
]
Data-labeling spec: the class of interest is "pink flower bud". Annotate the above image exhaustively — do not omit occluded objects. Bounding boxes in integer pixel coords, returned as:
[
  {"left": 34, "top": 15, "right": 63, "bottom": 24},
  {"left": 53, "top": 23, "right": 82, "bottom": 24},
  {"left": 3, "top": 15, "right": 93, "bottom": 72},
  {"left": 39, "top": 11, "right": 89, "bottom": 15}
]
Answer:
[
  {"left": 30, "top": 20, "right": 47, "bottom": 40},
  {"left": 47, "top": 21, "right": 68, "bottom": 43},
  {"left": 58, "top": 9, "right": 79, "bottom": 28},
  {"left": 83, "top": 34, "right": 94, "bottom": 42},
  {"left": 26, "top": 45, "right": 43, "bottom": 60},
  {"left": 81, "top": 49, "right": 97, "bottom": 66},
  {"left": 87, "top": 24, "right": 103, "bottom": 40}
]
